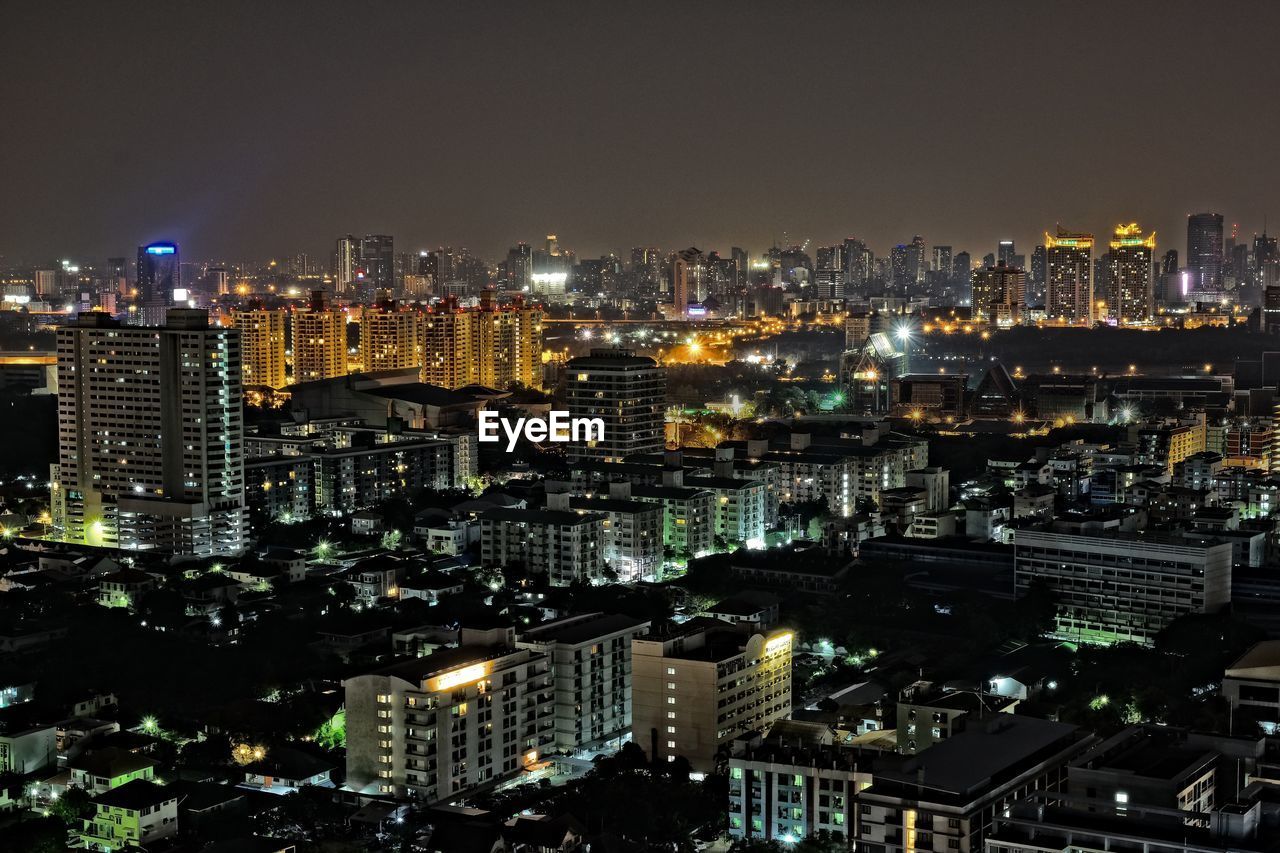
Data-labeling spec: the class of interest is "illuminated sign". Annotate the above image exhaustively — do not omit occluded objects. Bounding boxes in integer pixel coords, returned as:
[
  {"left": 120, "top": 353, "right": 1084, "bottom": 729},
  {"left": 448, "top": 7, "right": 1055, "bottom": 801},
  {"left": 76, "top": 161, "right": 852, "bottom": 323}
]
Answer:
[
  {"left": 530, "top": 272, "right": 568, "bottom": 285},
  {"left": 431, "top": 662, "right": 488, "bottom": 691},
  {"left": 764, "top": 632, "right": 793, "bottom": 655},
  {"left": 146, "top": 244, "right": 176, "bottom": 255}
]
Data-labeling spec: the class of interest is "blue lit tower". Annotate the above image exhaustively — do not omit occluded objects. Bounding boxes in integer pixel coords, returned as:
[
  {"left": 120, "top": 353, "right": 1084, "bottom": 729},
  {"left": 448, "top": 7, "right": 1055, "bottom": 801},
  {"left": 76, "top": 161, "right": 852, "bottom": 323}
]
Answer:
[{"left": 137, "top": 241, "right": 178, "bottom": 325}]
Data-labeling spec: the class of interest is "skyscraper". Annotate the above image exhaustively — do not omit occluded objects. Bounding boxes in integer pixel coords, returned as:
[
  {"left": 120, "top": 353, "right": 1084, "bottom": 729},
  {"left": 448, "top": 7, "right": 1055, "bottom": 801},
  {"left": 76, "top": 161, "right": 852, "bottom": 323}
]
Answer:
[
  {"left": 359, "top": 235, "right": 395, "bottom": 301},
  {"left": 1107, "top": 223, "right": 1156, "bottom": 324},
  {"left": 136, "top": 242, "right": 178, "bottom": 325},
  {"left": 230, "top": 308, "right": 288, "bottom": 389},
  {"left": 360, "top": 303, "right": 421, "bottom": 373},
  {"left": 52, "top": 309, "right": 247, "bottom": 556},
  {"left": 671, "top": 247, "right": 704, "bottom": 318},
  {"left": 997, "top": 240, "right": 1016, "bottom": 267},
  {"left": 335, "top": 235, "right": 359, "bottom": 296},
  {"left": 504, "top": 243, "right": 533, "bottom": 291},
  {"left": 292, "top": 291, "right": 348, "bottom": 382},
  {"left": 1045, "top": 229, "right": 1094, "bottom": 324},
  {"left": 1187, "top": 213, "right": 1224, "bottom": 292},
  {"left": 565, "top": 348, "right": 666, "bottom": 462},
  {"left": 1029, "top": 244, "right": 1047, "bottom": 304}
]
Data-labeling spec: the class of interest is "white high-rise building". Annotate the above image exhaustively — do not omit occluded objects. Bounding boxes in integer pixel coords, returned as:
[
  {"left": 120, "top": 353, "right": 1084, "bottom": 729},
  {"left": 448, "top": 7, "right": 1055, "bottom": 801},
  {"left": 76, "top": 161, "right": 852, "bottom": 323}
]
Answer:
[{"left": 51, "top": 309, "right": 248, "bottom": 556}]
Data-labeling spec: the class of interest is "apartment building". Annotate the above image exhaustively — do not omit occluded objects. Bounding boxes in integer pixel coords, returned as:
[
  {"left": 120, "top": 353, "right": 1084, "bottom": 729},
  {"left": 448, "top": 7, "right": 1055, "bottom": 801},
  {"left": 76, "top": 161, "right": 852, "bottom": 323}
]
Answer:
[
  {"left": 230, "top": 308, "right": 287, "bottom": 389},
  {"left": 52, "top": 309, "right": 247, "bottom": 556},
  {"left": 552, "top": 489, "right": 662, "bottom": 583},
  {"left": 344, "top": 636, "right": 555, "bottom": 802},
  {"left": 479, "top": 507, "right": 606, "bottom": 585},
  {"left": 632, "top": 619, "right": 793, "bottom": 772},
  {"left": 516, "top": 612, "right": 652, "bottom": 752}
]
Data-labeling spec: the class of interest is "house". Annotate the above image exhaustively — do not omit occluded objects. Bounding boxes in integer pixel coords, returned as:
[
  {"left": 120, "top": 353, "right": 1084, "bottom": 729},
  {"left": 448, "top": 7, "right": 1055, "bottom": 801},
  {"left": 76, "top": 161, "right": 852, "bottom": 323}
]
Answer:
[
  {"left": 70, "top": 746, "right": 158, "bottom": 794},
  {"left": 96, "top": 568, "right": 157, "bottom": 608},
  {"left": 351, "top": 509, "right": 385, "bottom": 535},
  {"left": 0, "top": 724, "right": 55, "bottom": 774},
  {"left": 242, "top": 747, "right": 337, "bottom": 793},
  {"left": 79, "top": 779, "right": 180, "bottom": 851}
]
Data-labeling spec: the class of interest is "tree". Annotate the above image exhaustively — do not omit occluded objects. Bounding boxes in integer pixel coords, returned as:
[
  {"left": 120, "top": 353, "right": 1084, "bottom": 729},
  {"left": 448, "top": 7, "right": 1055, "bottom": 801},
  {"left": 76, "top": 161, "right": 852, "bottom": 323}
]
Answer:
[{"left": 50, "top": 785, "right": 93, "bottom": 822}]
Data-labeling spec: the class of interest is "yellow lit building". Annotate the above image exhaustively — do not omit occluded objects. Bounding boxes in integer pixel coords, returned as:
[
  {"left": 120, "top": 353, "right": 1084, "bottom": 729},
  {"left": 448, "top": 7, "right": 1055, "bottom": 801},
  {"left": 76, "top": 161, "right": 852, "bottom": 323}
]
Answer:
[
  {"left": 1107, "top": 223, "right": 1156, "bottom": 324},
  {"left": 291, "top": 292, "right": 348, "bottom": 383},
  {"left": 230, "top": 309, "right": 287, "bottom": 389},
  {"left": 360, "top": 305, "right": 421, "bottom": 373},
  {"left": 632, "top": 621, "right": 792, "bottom": 772},
  {"left": 1045, "top": 229, "right": 1094, "bottom": 325},
  {"left": 420, "top": 293, "right": 543, "bottom": 389},
  {"left": 342, "top": 635, "right": 554, "bottom": 801}
]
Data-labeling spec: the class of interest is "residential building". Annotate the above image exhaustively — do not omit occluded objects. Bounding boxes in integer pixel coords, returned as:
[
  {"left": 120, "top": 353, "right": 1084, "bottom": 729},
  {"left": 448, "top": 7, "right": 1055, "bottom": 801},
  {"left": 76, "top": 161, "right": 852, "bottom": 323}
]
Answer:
[
  {"left": 79, "top": 779, "right": 179, "bottom": 851},
  {"left": 292, "top": 291, "right": 348, "bottom": 382},
  {"left": 517, "top": 612, "right": 652, "bottom": 752},
  {"left": 564, "top": 348, "right": 666, "bottom": 461},
  {"left": 344, "top": 638, "right": 555, "bottom": 801},
  {"left": 479, "top": 507, "right": 606, "bottom": 586},
  {"left": 360, "top": 304, "right": 421, "bottom": 373},
  {"left": 230, "top": 308, "right": 287, "bottom": 389},
  {"left": 420, "top": 293, "right": 543, "bottom": 390},
  {"left": 52, "top": 310, "right": 248, "bottom": 556},
  {"left": 1046, "top": 229, "right": 1094, "bottom": 325},
  {"left": 632, "top": 620, "right": 793, "bottom": 772}
]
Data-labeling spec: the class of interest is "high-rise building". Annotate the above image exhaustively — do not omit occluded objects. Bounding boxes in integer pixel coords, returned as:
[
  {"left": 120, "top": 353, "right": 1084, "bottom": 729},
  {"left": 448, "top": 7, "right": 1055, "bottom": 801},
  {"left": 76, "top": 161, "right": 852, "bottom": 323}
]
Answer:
[
  {"left": 671, "top": 247, "right": 704, "bottom": 318},
  {"left": 419, "top": 293, "right": 543, "bottom": 390},
  {"left": 292, "top": 291, "right": 348, "bottom": 383},
  {"left": 230, "top": 309, "right": 287, "bottom": 389},
  {"left": 52, "top": 309, "right": 247, "bottom": 556},
  {"left": 516, "top": 613, "right": 652, "bottom": 753},
  {"left": 359, "top": 235, "right": 395, "bottom": 301},
  {"left": 344, "top": 634, "right": 555, "bottom": 800},
  {"left": 632, "top": 622, "right": 792, "bottom": 772},
  {"left": 334, "top": 235, "right": 359, "bottom": 296},
  {"left": 1045, "top": 229, "right": 1094, "bottom": 324},
  {"left": 564, "top": 348, "right": 666, "bottom": 461},
  {"left": 997, "top": 239, "right": 1016, "bottom": 267},
  {"left": 1186, "top": 213, "right": 1224, "bottom": 292},
  {"left": 504, "top": 243, "right": 533, "bottom": 291},
  {"left": 136, "top": 242, "right": 178, "bottom": 325},
  {"left": 970, "top": 264, "right": 1027, "bottom": 325},
  {"left": 1030, "top": 244, "right": 1047, "bottom": 304},
  {"left": 932, "top": 245, "right": 953, "bottom": 273},
  {"left": 1107, "top": 223, "right": 1156, "bottom": 324},
  {"left": 359, "top": 304, "right": 420, "bottom": 373}
]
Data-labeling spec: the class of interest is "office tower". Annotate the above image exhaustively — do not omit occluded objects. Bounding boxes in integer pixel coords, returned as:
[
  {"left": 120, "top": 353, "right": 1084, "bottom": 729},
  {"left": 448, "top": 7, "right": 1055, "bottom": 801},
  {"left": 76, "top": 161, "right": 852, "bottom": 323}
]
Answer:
[
  {"left": 420, "top": 294, "right": 543, "bottom": 390},
  {"left": 516, "top": 613, "right": 652, "bottom": 752},
  {"left": 359, "top": 304, "right": 420, "bottom": 372},
  {"left": 136, "top": 242, "right": 178, "bottom": 325},
  {"left": 1256, "top": 231, "right": 1279, "bottom": 290},
  {"left": 909, "top": 235, "right": 927, "bottom": 288},
  {"left": 890, "top": 244, "right": 911, "bottom": 293},
  {"left": 230, "top": 308, "right": 287, "bottom": 389},
  {"left": 292, "top": 291, "right": 348, "bottom": 382},
  {"left": 359, "top": 235, "right": 394, "bottom": 300},
  {"left": 952, "top": 251, "right": 971, "bottom": 283},
  {"left": 670, "top": 247, "right": 704, "bottom": 317},
  {"left": 932, "top": 245, "right": 952, "bottom": 274},
  {"left": 814, "top": 246, "right": 843, "bottom": 300},
  {"left": 1029, "top": 244, "right": 1047, "bottom": 301},
  {"left": 105, "top": 257, "right": 128, "bottom": 296},
  {"left": 1161, "top": 249, "right": 1179, "bottom": 275},
  {"left": 997, "top": 239, "right": 1016, "bottom": 267},
  {"left": 52, "top": 309, "right": 247, "bottom": 556},
  {"left": 1014, "top": 528, "right": 1230, "bottom": 646},
  {"left": 208, "top": 267, "right": 229, "bottom": 297},
  {"left": 632, "top": 623, "right": 792, "bottom": 772},
  {"left": 564, "top": 348, "right": 666, "bottom": 461},
  {"left": 1045, "top": 228, "right": 1094, "bottom": 324},
  {"left": 842, "top": 237, "right": 872, "bottom": 290},
  {"left": 1107, "top": 223, "right": 1156, "bottom": 324},
  {"left": 335, "top": 235, "right": 359, "bottom": 296},
  {"left": 970, "top": 264, "right": 1027, "bottom": 325},
  {"left": 1186, "top": 213, "right": 1224, "bottom": 291},
  {"left": 344, "top": 633, "right": 554, "bottom": 799},
  {"left": 504, "top": 242, "right": 532, "bottom": 290}
]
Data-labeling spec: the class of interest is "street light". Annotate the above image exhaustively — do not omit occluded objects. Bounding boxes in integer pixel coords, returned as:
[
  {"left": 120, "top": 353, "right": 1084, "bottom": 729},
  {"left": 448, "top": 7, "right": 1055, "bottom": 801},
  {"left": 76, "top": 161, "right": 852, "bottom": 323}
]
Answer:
[{"left": 895, "top": 321, "right": 913, "bottom": 373}]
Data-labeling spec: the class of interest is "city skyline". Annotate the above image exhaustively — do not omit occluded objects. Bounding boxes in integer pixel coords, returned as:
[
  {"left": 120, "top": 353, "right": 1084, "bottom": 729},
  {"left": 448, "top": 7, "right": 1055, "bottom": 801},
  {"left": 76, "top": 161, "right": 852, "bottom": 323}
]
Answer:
[{"left": 5, "top": 2, "right": 1280, "bottom": 263}]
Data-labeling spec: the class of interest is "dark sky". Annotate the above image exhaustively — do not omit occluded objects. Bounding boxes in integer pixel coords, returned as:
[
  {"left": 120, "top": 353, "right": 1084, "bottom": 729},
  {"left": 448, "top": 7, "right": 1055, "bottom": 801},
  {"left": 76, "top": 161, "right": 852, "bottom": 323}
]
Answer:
[{"left": 4, "top": 0, "right": 1280, "bottom": 267}]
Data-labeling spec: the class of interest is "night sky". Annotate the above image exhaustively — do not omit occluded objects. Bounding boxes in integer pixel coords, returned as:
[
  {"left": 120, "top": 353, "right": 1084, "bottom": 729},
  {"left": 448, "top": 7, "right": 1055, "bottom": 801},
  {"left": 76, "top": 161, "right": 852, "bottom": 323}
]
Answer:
[{"left": 5, "top": 0, "right": 1280, "bottom": 266}]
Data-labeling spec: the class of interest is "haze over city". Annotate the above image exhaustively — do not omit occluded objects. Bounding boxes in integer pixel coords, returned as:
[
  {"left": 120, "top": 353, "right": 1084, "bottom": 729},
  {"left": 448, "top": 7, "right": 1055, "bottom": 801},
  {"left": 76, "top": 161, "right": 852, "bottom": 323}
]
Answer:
[{"left": 5, "top": 1, "right": 1280, "bottom": 262}]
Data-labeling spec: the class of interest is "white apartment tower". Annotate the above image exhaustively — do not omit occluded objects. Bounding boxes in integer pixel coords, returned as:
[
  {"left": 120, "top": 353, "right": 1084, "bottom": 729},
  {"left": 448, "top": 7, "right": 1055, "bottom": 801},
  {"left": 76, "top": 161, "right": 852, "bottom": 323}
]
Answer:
[{"left": 52, "top": 310, "right": 248, "bottom": 556}]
